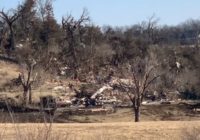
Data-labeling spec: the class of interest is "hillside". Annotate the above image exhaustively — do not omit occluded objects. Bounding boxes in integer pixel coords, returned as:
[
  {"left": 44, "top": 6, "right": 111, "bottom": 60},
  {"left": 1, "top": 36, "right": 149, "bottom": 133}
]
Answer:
[
  {"left": 0, "top": 61, "right": 20, "bottom": 86},
  {"left": 0, "top": 60, "right": 200, "bottom": 123}
]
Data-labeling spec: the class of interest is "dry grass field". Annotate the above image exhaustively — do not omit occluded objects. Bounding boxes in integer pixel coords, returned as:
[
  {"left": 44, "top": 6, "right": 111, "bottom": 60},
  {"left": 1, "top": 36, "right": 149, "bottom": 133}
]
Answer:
[{"left": 0, "top": 121, "right": 199, "bottom": 140}]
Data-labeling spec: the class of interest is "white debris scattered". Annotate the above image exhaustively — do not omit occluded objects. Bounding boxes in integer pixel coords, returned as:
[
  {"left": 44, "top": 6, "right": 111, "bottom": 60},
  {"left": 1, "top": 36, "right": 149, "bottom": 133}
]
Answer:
[
  {"left": 176, "top": 62, "right": 181, "bottom": 69},
  {"left": 16, "top": 44, "right": 23, "bottom": 48},
  {"left": 142, "top": 101, "right": 148, "bottom": 105},
  {"left": 60, "top": 70, "right": 66, "bottom": 75},
  {"left": 109, "top": 78, "right": 133, "bottom": 86},
  {"left": 91, "top": 85, "right": 113, "bottom": 99},
  {"left": 59, "top": 66, "right": 70, "bottom": 75},
  {"left": 53, "top": 86, "right": 65, "bottom": 91},
  {"left": 56, "top": 96, "right": 72, "bottom": 106}
]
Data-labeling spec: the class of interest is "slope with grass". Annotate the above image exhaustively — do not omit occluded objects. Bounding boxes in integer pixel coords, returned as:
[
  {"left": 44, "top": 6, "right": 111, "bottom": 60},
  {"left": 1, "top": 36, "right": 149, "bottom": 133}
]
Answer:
[{"left": 0, "top": 61, "right": 20, "bottom": 88}]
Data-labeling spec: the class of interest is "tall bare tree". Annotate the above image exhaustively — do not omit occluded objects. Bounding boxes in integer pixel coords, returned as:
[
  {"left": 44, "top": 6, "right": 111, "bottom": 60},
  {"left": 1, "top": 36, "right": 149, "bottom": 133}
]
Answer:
[
  {"left": 119, "top": 60, "right": 159, "bottom": 122},
  {"left": 62, "top": 9, "right": 90, "bottom": 79},
  {"left": 0, "top": 9, "right": 20, "bottom": 53},
  {"left": 140, "top": 14, "right": 159, "bottom": 44}
]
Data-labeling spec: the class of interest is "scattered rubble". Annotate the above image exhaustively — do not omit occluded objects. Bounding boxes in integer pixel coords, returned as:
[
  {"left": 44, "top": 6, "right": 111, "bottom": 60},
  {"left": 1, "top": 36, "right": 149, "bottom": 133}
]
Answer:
[
  {"left": 53, "top": 86, "right": 66, "bottom": 91},
  {"left": 39, "top": 78, "right": 186, "bottom": 116}
]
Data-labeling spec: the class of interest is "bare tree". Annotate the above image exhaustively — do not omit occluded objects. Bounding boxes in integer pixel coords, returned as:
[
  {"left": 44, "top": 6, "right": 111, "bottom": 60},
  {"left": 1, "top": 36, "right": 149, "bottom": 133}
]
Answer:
[
  {"left": 119, "top": 61, "right": 159, "bottom": 122},
  {"left": 140, "top": 14, "right": 159, "bottom": 44},
  {"left": 36, "top": 0, "right": 53, "bottom": 22},
  {"left": 0, "top": 9, "right": 20, "bottom": 53},
  {"left": 19, "top": 58, "right": 37, "bottom": 105},
  {"left": 62, "top": 9, "right": 90, "bottom": 79}
]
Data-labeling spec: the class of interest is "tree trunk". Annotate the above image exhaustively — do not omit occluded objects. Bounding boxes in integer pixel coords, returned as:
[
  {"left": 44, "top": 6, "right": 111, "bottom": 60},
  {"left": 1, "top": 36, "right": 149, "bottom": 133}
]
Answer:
[
  {"left": 134, "top": 107, "right": 140, "bottom": 122},
  {"left": 28, "top": 86, "right": 32, "bottom": 104},
  {"left": 23, "top": 86, "right": 28, "bottom": 106},
  {"left": 72, "top": 49, "right": 78, "bottom": 79},
  {"left": 10, "top": 27, "right": 15, "bottom": 50},
  {"left": 74, "top": 68, "right": 78, "bottom": 79}
]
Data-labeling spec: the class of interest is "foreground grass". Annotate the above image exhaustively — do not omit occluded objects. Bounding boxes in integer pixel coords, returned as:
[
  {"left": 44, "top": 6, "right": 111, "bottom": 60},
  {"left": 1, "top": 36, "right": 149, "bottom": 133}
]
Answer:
[{"left": 0, "top": 121, "right": 200, "bottom": 140}]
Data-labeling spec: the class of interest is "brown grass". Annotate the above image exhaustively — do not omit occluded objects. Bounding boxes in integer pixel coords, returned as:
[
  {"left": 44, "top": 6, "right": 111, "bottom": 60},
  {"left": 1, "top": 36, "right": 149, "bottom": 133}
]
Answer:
[
  {"left": 0, "top": 61, "right": 20, "bottom": 90},
  {"left": 0, "top": 61, "right": 19, "bottom": 79},
  {"left": 181, "top": 126, "right": 200, "bottom": 140},
  {"left": 0, "top": 121, "right": 199, "bottom": 140}
]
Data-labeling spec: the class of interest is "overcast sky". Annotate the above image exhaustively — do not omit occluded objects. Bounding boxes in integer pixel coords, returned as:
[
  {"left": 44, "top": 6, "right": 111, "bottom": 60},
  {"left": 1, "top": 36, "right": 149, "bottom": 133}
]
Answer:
[{"left": 1, "top": 0, "right": 200, "bottom": 27}]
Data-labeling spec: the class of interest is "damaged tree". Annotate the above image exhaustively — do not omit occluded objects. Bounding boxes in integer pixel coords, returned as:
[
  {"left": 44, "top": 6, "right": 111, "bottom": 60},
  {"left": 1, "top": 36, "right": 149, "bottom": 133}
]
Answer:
[
  {"left": 19, "top": 58, "right": 37, "bottom": 105},
  {"left": 119, "top": 63, "right": 159, "bottom": 122},
  {"left": 0, "top": 9, "right": 20, "bottom": 53},
  {"left": 62, "top": 9, "right": 90, "bottom": 79}
]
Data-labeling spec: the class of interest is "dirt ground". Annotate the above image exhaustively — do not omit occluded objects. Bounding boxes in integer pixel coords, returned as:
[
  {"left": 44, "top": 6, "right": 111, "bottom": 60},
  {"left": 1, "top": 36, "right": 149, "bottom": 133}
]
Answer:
[
  {"left": 0, "top": 104, "right": 199, "bottom": 123},
  {"left": 0, "top": 121, "right": 199, "bottom": 140},
  {"left": 63, "top": 104, "right": 200, "bottom": 123}
]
